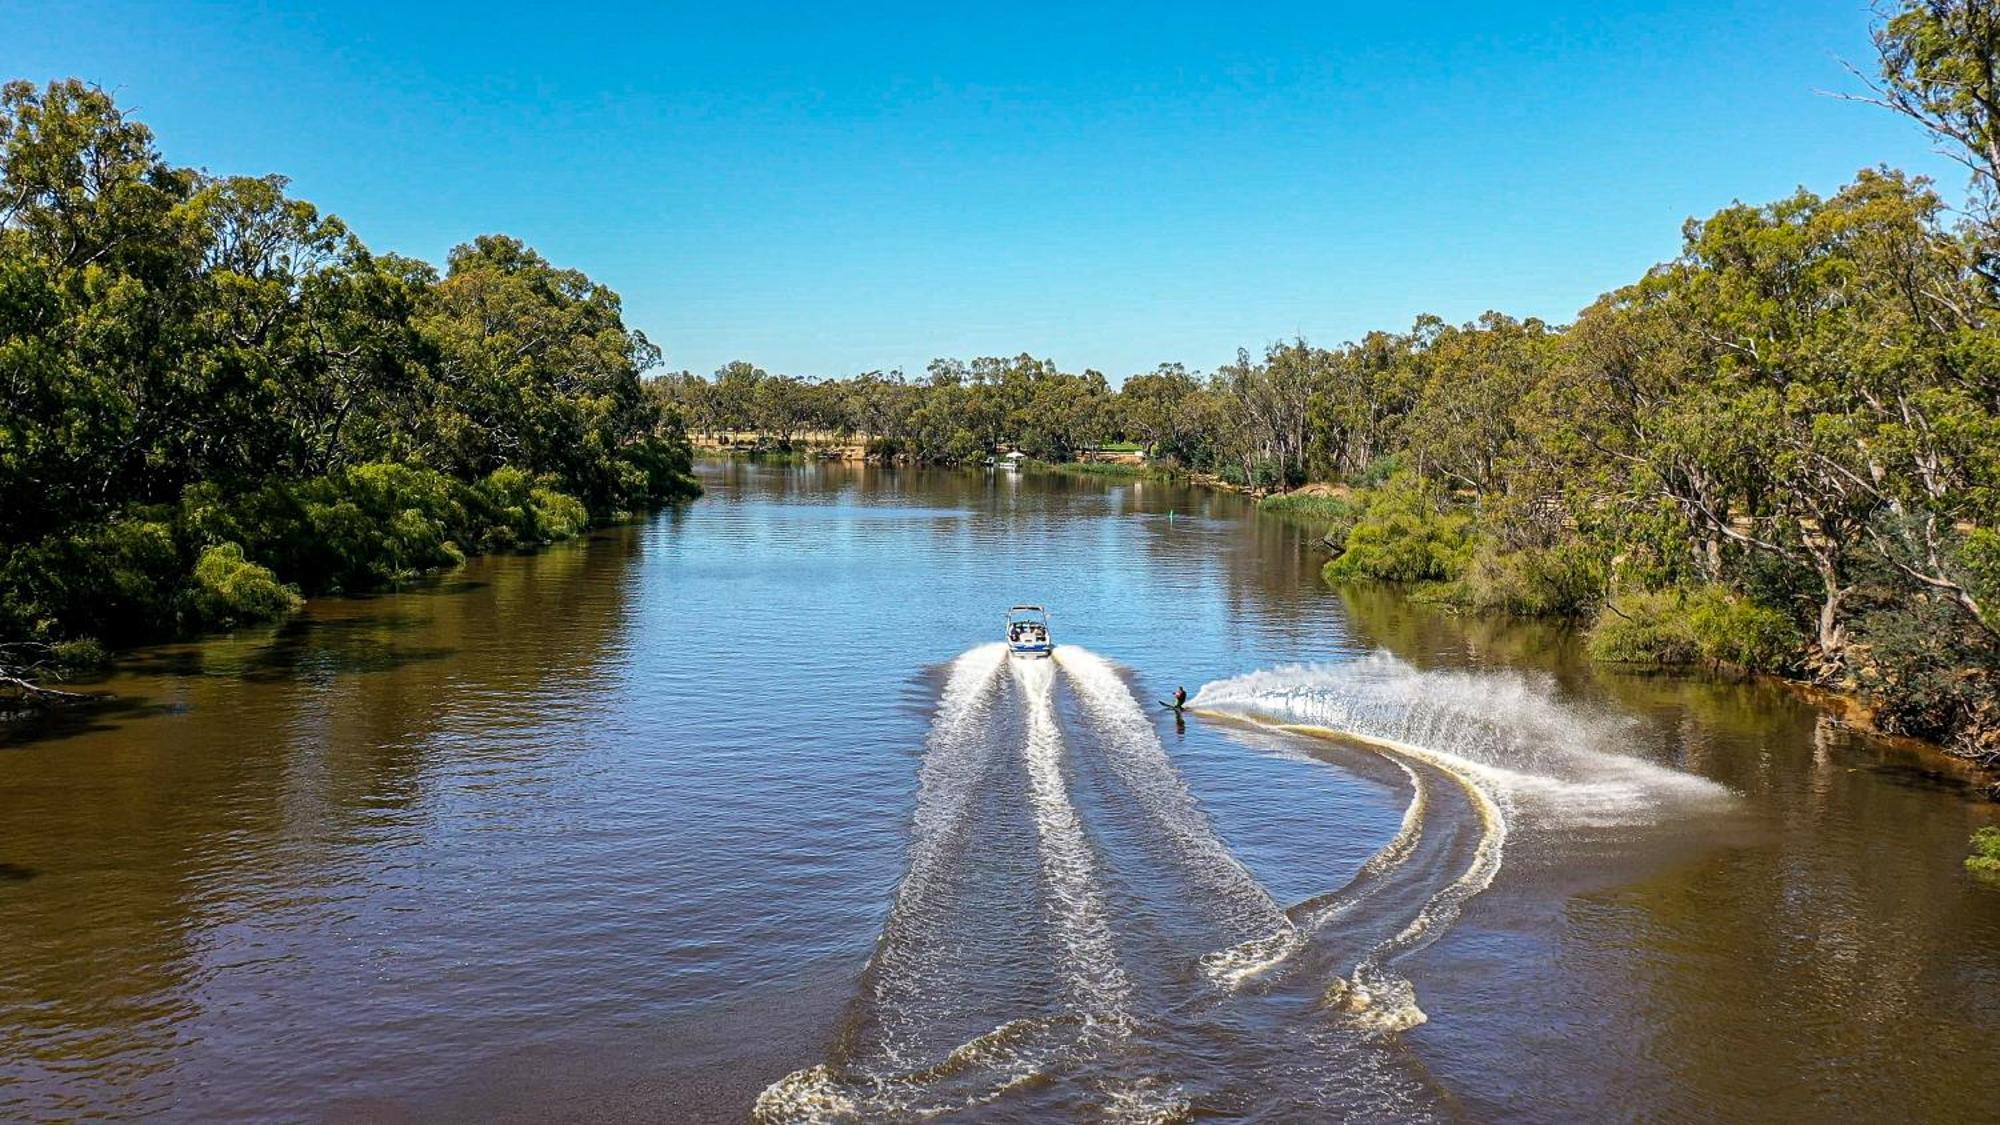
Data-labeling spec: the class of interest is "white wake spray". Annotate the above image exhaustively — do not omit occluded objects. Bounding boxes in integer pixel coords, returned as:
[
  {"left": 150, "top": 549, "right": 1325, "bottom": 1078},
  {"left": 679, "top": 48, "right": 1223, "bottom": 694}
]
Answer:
[
  {"left": 757, "top": 643, "right": 1050, "bottom": 1123},
  {"left": 865, "top": 641, "right": 1010, "bottom": 1063},
  {"left": 1192, "top": 652, "right": 1732, "bottom": 823},
  {"left": 1189, "top": 652, "right": 1730, "bottom": 1032},
  {"left": 1011, "top": 655, "right": 1134, "bottom": 1036},
  {"left": 1012, "top": 656, "right": 1189, "bottom": 1122},
  {"left": 1054, "top": 645, "right": 1299, "bottom": 984}
]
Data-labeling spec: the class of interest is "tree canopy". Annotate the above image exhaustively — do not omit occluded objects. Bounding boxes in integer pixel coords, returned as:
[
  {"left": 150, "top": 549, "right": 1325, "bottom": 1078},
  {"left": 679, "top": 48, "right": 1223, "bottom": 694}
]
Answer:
[{"left": 0, "top": 78, "right": 695, "bottom": 663}]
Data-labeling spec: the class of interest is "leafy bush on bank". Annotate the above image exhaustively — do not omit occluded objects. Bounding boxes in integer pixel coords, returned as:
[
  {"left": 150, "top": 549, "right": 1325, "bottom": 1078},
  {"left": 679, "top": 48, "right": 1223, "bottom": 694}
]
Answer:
[
  {"left": 1586, "top": 586, "right": 1799, "bottom": 672},
  {"left": 1259, "top": 490, "right": 1361, "bottom": 533},
  {"left": 1321, "top": 474, "right": 1474, "bottom": 586},
  {"left": 1446, "top": 541, "right": 1606, "bottom": 618},
  {"left": 1850, "top": 596, "right": 2000, "bottom": 748},
  {"left": 191, "top": 544, "right": 302, "bottom": 627},
  {"left": 1969, "top": 827, "right": 2000, "bottom": 875}
]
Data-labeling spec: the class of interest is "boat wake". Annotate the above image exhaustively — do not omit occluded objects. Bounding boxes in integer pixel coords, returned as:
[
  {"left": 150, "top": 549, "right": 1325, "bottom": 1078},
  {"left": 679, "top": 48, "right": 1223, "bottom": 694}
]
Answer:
[
  {"left": 1053, "top": 646, "right": 1299, "bottom": 985},
  {"left": 1192, "top": 653, "right": 1732, "bottom": 826},
  {"left": 1191, "top": 652, "right": 1732, "bottom": 1031},
  {"left": 756, "top": 647, "right": 1728, "bottom": 1120}
]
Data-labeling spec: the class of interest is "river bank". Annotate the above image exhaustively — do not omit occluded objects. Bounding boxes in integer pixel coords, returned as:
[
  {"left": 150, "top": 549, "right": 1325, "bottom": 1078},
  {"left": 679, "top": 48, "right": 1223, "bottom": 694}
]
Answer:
[{"left": 0, "top": 472, "right": 701, "bottom": 725}]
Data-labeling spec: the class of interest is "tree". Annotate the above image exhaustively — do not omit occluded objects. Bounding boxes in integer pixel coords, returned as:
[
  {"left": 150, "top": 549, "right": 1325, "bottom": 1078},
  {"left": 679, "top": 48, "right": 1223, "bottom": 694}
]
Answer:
[
  {"left": 418, "top": 234, "right": 665, "bottom": 511},
  {"left": 1858, "top": 0, "right": 2000, "bottom": 257},
  {"left": 1555, "top": 171, "right": 1999, "bottom": 657},
  {"left": 1400, "top": 313, "right": 1552, "bottom": 495}
]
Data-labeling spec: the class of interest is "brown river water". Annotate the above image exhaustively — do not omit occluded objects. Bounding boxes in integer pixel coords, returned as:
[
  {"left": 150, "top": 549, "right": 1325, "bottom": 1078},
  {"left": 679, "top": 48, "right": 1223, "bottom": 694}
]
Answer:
[{"left": 3, "top": 461, "right": 1999, "bottom": 1122}]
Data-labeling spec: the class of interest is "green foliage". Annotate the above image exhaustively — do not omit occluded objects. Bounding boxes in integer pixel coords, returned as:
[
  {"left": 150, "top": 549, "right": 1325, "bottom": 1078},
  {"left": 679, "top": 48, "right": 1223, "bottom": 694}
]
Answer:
[
  {"left": 1452, "top": 541, "right": 1606, "bottom": 618},
  {"left": 1588, "top": 587, "right": 1800, "bottom": 671},
  {"left": 1850, "top": 595, "right": 1998, "bottom": 744},
  {"left": 1969, "top": 827, "right": 2000, "bottom": 876},
  {"left": 1588, "top": 590, "right": 1702, "bottom": 666},
  {"left": 0, "top": 517, "right": 185, "bottom": 643},
  {"left": 1684, "top": 586, "right": 1802, "bottom": 672},
  {"left": 0, "top": 79, "right": 698, "bottom": 661},
  {"left": 1322, "top": 474, "right": 1475, "bottom": 585},
  {"left": 1259, "top": 490, "right": 1360, "bottom": 528},
  {"left": 49, "top": 637, "right": 105, "bottom": 671},
  {"left": 190, "top": 543, "right": 300, "bottom": 628}
]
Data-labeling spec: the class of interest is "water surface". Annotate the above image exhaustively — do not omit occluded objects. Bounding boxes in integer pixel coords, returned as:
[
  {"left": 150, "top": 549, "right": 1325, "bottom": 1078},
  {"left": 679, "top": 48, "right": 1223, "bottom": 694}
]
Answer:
[{"left": 3, "top": 462, "right": 1998, "bottom": 1121}]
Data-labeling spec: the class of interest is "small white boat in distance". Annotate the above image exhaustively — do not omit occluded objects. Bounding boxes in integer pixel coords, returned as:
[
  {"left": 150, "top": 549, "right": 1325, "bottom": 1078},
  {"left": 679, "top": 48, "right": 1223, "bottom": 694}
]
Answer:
[{"left": 1005, "top": 605, "right": 1053, "bottom": 658}]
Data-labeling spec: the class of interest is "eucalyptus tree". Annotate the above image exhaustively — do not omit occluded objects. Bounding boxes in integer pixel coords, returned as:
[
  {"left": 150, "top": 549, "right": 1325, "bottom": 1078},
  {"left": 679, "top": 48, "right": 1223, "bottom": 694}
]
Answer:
[
  {"left": 1860, "top": 0, "right": 2000, "bottom": 259},
  {"left": 1554, "top": 171, "right": 1997, "bottom": 657},
  {"left": 417, "top": 234, "right": 667, "bottom": 512},
  {"left": 1400, "top": 312, "right": 1554, "bottom": 496}
]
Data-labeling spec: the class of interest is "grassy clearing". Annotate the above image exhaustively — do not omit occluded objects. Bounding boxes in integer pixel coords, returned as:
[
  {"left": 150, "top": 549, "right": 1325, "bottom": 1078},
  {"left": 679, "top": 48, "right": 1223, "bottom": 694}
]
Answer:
[
  {"left": 1037, "top": 460, "right": 1174, "bottom": 480},
  {"left": 1259, "top": 490, "right": 1360, "bottom": 527}
]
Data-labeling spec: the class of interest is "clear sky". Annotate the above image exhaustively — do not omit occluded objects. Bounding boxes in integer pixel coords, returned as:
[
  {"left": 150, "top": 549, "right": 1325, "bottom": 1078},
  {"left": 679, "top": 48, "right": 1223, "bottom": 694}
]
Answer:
[{"left": 7, "top": 1, "right": 1963, "bottom": 381}]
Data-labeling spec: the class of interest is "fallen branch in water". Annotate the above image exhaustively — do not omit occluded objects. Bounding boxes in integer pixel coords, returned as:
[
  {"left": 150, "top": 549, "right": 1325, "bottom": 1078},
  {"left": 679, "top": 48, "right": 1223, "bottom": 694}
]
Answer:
[{"left": 0, "top": 643, "right": 90, "bottom": 705}]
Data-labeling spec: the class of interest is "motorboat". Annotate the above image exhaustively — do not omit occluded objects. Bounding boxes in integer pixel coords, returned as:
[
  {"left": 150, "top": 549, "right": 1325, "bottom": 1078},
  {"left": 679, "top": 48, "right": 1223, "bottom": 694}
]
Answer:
[{"left": 1005, "top": 605, "right": 1053, "bottom": 658}]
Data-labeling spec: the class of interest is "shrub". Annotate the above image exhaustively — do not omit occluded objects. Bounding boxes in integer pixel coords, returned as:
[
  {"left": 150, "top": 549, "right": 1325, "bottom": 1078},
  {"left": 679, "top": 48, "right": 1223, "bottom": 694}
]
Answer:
[
  {"left": 1969, "top": 827, "right": 2000, "bottom": 876},
  {"left": 1249, "top": 456, "right": 1289, "bottom": 491},
  {"left": 1851, "top": 596, "right": 1999, "bottom": 744},
  {"left": 615, "top": 435, "right": 701, "bottom": 508},
  {"left": 1684, "top": 585, "right": 1800, "bottom": 672},
  {"left": 529, "top": 486, "right": 590, "bottom": 539},
  {"left": 1260, "top": 490, "right": 1361, "bottom": 531},
  {"left": 1454, "top": 541, "right": 1605, "bottom": 618},
  {"left": 189, "top": 543, "right": 302, "bottom": 628},
  {"left": 50, "top": 638, "right": 107, "bottom": 670},
  {"left": 1587, "top": 585, "right": 1800, "bottom": 670},
  {"left": 294, "top": 464, "right": 475, "bottom": 589},
  {"left": 1355, "top": 454, "right": 1402, "bottom": 488},
  {"left": 1587, "top": 589, "right": 1700, "bottom": 666},
  {"left": 0, "top": 517, "right": 185, "bottom": 643},
  {"left": 1323, "top": 473, "right": 1475, "bottom": 585}
]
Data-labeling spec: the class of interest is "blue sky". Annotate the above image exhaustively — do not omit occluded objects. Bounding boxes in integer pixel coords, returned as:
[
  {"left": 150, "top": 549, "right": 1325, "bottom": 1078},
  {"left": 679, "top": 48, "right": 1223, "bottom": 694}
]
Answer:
[{"left": 8, "top": 1, "right": 1961, "bottom": 381}]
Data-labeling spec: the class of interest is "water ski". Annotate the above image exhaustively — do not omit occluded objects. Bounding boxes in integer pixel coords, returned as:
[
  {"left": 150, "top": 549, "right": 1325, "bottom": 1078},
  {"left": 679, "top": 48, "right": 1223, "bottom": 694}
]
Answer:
[{"left": 1159, "top": 700, "right": 1185, "bottom": 712}]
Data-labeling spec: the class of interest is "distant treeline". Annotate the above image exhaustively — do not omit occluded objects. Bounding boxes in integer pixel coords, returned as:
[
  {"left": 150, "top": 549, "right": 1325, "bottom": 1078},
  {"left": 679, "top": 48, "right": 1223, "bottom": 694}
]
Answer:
[
  {"left": 0, "top": 79, "right": 697, "bottom": 687},
  {"left": 655, "top": 3, "right": 2000, "bottom": 764}
]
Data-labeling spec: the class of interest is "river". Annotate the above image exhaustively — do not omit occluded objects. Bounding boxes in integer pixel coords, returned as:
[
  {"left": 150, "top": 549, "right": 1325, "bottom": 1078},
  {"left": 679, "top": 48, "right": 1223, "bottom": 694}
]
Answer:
[{"left": 4, "top": 461, "right": 1999, "bottom": 1122}]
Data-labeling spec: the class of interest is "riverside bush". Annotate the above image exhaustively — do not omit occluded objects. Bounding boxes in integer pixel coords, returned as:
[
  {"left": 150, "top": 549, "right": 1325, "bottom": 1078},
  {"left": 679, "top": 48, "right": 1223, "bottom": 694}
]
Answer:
[
  {"left": 1851, "top": 597, "right": 1998, "bottom": 744},
  {"left": 1587, "top": 586, "right": 1798, "bottom": 670},
  {"left": 1, "top": 461, "right": 612, "bottom": 650},
  {"left": 190, "top": 543, "right": 301, "bottom": 628},
  {"left": 1685, "top": 586, "right": 1800, "bottom": 671},
  {"left": 1259, "top": 490, "right": 1360, "bottom": 530},
  {"left": 1969, "top": 827, "right": 2000, "bottom": 876},
  {"left": 1322, "top": 474, "right": 1474, "bottom": 585},
  {"left": 0, "top": 517, "right": 184, "bottom": 643},
  {"left": 1587, "top": 590, "right": 1701, "bottom": 665},
  {"left": 1449, "top": 542, "right": 1605, "bottom": 618}
]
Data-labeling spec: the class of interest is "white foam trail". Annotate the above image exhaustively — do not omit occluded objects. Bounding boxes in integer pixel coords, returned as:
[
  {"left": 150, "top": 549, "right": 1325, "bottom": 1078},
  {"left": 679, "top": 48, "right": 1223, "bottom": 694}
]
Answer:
[
  {"left": 1288, "top": 755, "right": 1429, "bottom": 935},
  {"left": 754, "top": 1017, "right": 1067, "bottom": 1123},
  {"left": 756, "top": 644, "right": 1027, "bottom": 1122},
  {"left": 1054, "top": 646, "right": 1298, "bottom": 984},
  {"left": 1011, "top": 656, "right": 1134, "bottom": 1036},
  {"left": 1015, "top": 657, "right": 1191, "bottom": 1123},
  {"left": 1192, "top": 652, "right": 1732, "bottom": 822},
  {"left": 1316, "top": 726, "right": 1507, "bottom": 1033},
  {"left": 1193, "top": 652, "right": 1732, "bottom": 1033},
  {"left": 866, "top": 641, "right": 1011, "bottom": 1063}
]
